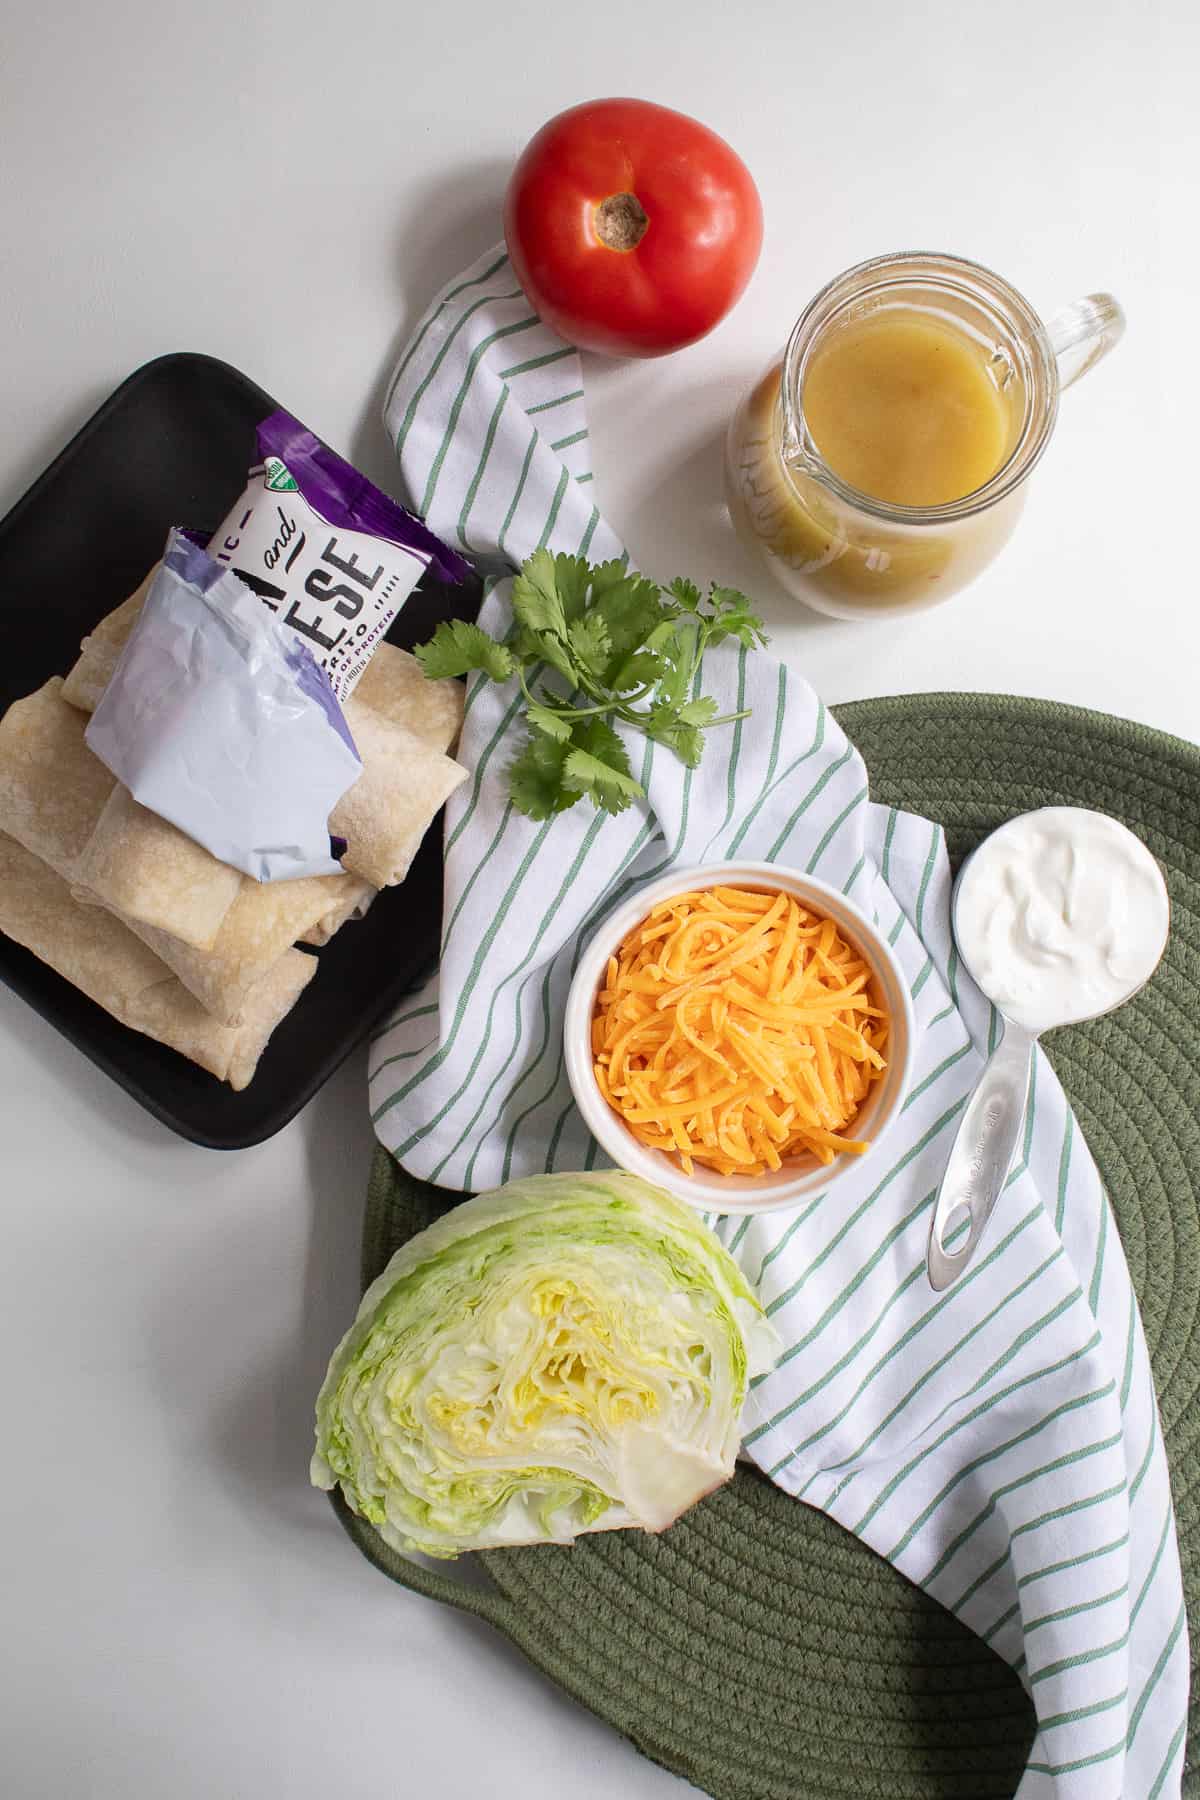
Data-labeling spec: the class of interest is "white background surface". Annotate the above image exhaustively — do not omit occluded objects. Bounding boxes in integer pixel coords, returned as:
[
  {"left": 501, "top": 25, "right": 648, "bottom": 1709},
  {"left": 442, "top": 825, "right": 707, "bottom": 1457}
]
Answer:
[{"left": 1, "top": 3, "right": 1197, "bottom": 1796}]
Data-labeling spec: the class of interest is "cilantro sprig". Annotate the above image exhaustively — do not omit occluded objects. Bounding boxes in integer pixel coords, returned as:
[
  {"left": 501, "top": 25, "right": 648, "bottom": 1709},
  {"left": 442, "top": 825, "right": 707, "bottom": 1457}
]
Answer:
[{"left": 414, "top": 551, "right": 768, "bottom": 819}]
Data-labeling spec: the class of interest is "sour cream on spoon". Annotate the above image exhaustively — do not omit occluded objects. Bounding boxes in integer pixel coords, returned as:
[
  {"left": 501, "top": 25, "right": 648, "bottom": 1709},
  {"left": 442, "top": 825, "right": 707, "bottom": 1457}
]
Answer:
[
  {"left": 953, "top": 807, "right": 1170, "bottom": 1033},
  {"left": 927, "top": 807, "right": 1169, "bottom": 1290}
]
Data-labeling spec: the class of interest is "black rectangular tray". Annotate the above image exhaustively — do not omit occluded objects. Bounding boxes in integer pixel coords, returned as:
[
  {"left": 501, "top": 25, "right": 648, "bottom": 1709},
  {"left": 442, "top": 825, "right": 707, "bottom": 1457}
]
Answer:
[{"left": 0, "top": 353, "right": 480, "bottom": 1148}]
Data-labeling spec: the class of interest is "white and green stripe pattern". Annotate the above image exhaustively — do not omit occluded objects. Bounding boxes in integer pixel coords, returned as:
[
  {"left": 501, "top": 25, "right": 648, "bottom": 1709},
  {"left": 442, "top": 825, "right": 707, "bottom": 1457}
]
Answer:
[{"left": 373, "top": 245, "right": 1188, "bottom": 1797}]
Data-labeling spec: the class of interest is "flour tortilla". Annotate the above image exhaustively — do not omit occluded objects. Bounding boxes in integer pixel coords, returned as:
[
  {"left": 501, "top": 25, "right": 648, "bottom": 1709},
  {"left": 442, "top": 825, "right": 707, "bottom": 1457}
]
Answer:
[
  {"left": 0, "top": 678, "right": 238, "bottom": 958},
  {"left": 0, "top": 833, "right": 315, "bottom": 1089},
  {"left": 353, "top": 643, "right": 464, "bottom": 752},
  {"left": 297, "top": 877, "right": 377, "bottom": 947},
  {"left": 0, "top": 678, "right": 117, "bottom": 866},
  {"left": 335, "top": 700, "right": 467, "bottom": 888},
  {"left": 73, "top": 783, "right": 244, "bottom": 951},
  {"left": 111, "top": 871, "right": 364, "bottom": 1025},
  {"left": 59, "top": 570, "right": 156, "bottom": 711}
]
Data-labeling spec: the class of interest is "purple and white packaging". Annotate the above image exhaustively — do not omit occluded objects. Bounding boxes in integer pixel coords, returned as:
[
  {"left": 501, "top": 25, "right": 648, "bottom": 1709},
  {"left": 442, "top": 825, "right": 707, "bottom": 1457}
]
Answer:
[
  {"left": 207, "top": 411, "right": 470, "bottom": 702},
  {"left": 86, "top": 530, "right": 363, "bottom": 883}
]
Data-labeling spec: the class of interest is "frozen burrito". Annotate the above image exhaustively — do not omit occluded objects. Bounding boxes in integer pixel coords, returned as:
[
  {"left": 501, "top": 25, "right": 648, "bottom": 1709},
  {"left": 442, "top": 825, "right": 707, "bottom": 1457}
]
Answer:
[
  {"left": 68, "top": 696, "right": 463, "bottom": 938},
  {"left": 335, "top": 699, "right": 467, "bottom": 889},
  {"left": 297, "top": 877, "right": 377, "bottom": 947},
  {"left": 0, "top": 416, "right": 471, "bottom": 1091},
  {"left": 60, "top": 583, "right": 465, "bottom": 917},
  {"left": 0, "top": 832, "right": 315, "bottom": 1089},
  {"left": 353, "top": 643, "right": 463, "bottom": 752},
  {"left": 0, "top": 677, "right": 117, "bottom": 866},
  {"left": 0, "top": 679, "right": 241, "bottom": 951},
  {"left": 123, "top": 871, "right": 373, "bottom": 1025},
  {"left": 73, "top": 783, "right": 244, "bottom": 951},
  {"left": 0, "top": 682, "right": 369, "bottom": 1024}
]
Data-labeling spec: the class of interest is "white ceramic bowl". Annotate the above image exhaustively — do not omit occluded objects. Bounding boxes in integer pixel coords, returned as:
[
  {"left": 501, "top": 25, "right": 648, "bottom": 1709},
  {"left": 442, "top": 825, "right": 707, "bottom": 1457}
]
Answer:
[{"left": 563, "top": 861, "right": 916, "bottom": 1215}]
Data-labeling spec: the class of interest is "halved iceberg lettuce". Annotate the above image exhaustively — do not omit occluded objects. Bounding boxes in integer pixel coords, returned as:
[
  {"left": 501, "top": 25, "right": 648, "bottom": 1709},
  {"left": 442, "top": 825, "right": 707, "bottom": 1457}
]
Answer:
[{"left": 313, "top": 1171, "right": 779, "bottom": 1557}]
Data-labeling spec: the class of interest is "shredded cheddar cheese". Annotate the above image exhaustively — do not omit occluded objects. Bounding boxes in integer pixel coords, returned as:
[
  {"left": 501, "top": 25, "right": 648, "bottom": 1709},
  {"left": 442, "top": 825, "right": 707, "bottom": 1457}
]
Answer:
[{"left": 592, "top": 886, "right": 889, "bottom": 1178}]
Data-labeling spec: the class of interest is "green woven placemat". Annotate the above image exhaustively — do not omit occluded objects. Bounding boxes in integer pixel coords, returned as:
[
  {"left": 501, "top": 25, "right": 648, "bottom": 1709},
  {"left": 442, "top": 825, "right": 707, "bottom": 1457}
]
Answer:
[{"left": 333, "top": 692, "right": 1200, "bottom": 1799}]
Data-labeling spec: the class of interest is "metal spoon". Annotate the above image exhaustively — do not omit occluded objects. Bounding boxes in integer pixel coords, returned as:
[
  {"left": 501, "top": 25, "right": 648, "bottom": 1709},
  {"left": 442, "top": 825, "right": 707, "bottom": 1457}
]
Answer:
[{"left": 926, "top": 810, "right": 1169, "bottom": 1292}]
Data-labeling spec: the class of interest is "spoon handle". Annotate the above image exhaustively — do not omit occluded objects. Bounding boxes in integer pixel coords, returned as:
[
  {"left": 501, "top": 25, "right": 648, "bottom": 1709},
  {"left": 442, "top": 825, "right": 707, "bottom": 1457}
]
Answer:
[{"left": 926, "top": 1023, "right": 1037, "bottom": 1291}]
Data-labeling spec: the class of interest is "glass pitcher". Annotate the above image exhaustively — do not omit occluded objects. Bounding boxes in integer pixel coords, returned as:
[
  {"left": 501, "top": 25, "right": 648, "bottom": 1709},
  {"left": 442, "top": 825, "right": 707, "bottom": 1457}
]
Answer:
[{"left": 725, "top": 252, "right": 1124, "bottom": 618}]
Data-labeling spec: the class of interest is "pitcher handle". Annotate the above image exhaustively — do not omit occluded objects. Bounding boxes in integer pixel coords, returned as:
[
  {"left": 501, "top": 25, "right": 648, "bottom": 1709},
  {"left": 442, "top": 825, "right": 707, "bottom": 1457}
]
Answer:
[{"left": 1046, "top": 292, "right": 1125, "bottom": 391}]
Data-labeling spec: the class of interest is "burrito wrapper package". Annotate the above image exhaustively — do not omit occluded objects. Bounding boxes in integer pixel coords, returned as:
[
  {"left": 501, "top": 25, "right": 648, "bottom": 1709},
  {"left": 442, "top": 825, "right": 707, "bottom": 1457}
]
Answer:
[
  {"left": 0, "top": 683, "right": 356, "bottom": 1023},
  {"left": 86, "top": 530, "right": 364, "bottom": 886},
  {"left": 206, "top": 410, "right": 470, "bottom": 702},
  {"left": 64, "top": 601, "right": 463, "bottom": 756},
  {"left": 0, "top": 830, "right": 315, "bottom": 1089}
]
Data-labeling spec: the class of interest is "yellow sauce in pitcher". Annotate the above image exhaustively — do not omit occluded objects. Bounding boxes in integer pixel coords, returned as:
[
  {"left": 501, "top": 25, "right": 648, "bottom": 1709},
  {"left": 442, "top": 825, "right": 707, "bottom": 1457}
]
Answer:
[
  {"left": 726, "top": 307, "right": 1028, "bottom": 615},
  {"left": 803, "top": 313, "right": 1012, "bottom": 507}
]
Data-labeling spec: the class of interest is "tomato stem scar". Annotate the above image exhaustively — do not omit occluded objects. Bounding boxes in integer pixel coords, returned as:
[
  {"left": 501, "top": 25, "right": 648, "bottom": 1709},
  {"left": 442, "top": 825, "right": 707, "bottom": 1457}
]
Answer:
[{"left": 594, "top": 192, "right": 649, "bottom": 252}]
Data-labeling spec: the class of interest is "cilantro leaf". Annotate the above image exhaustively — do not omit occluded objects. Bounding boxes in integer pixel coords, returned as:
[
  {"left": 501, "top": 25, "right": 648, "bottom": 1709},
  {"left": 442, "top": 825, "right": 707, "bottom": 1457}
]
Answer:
[
  {"left": 608, "top": 649, "right": 666, "bottom": 692},
  {"left": 593, "top": 574, "right": 669, "bottom": 684},
  {"left": 511, "top": 547, "right": 568, "bottom": 639},
  {"left": 651, "top": 625, "right": 697, "bottom": 709},
  {"left": 573, "top": 716, "right": 638, "bottom": 776},
  {"left": 552, "top": 553, "right": 592, "bottom": 622},
  {"left": 708, "top": 583, "right": 754, "bottom": 613},
  {"left": 643, "top": 618, "right": 681, "bottom": 653},
  {"left": 644, "top": 712, "right": 705, "bottom": 768},
  {"left": 562, "top": 761, "right": 641, "bottom": 815},
  {"left": 675, "top": 696, "right": 721, "bottom": 727},
  {"left": 705, "top": 617, "right": 762, "bottom": 650},
  {"left": 414, "top": 619, "right": 514, "bottom": 683},
  {"left": 567, "top": 613, "right": 611, "bottom": 679},
  {"left": 518, "top": 624, "right": 576, "bottom": 685},
  {"left": 703, "top": 585, "right": 769, "bottom": 649},
  {"left": 561, "top": 752, "right": 638, "bottom": 814},
  {"left": 508, "top": 733, "right": 578, "bottom": 819},
  {"left": 665, "top": 576, "right": 702, "bottom": 612},
  {"left": 588, "top": 559, "right": 631, "bottom": 600},
  {"left": 524, "top": 703, "right": 572, "bottom": 743},
  {"left": 462, "top": 550, "right": 769, "bottom": 819},
  {"left": 558, "top": 718, "right": 644, "bottom": 815}
]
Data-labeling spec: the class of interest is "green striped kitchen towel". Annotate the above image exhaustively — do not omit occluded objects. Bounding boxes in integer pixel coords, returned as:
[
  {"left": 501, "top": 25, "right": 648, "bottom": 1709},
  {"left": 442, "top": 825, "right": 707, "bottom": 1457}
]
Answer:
[{"left": 371, "top": 243, "right": 1188, "bottom": 1797}]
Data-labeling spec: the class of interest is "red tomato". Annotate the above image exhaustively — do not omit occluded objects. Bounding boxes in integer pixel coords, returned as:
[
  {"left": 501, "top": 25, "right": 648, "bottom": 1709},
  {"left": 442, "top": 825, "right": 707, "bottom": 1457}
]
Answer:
[{"left": 504, "top": 98, "right": 763, "bottom": 359}]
